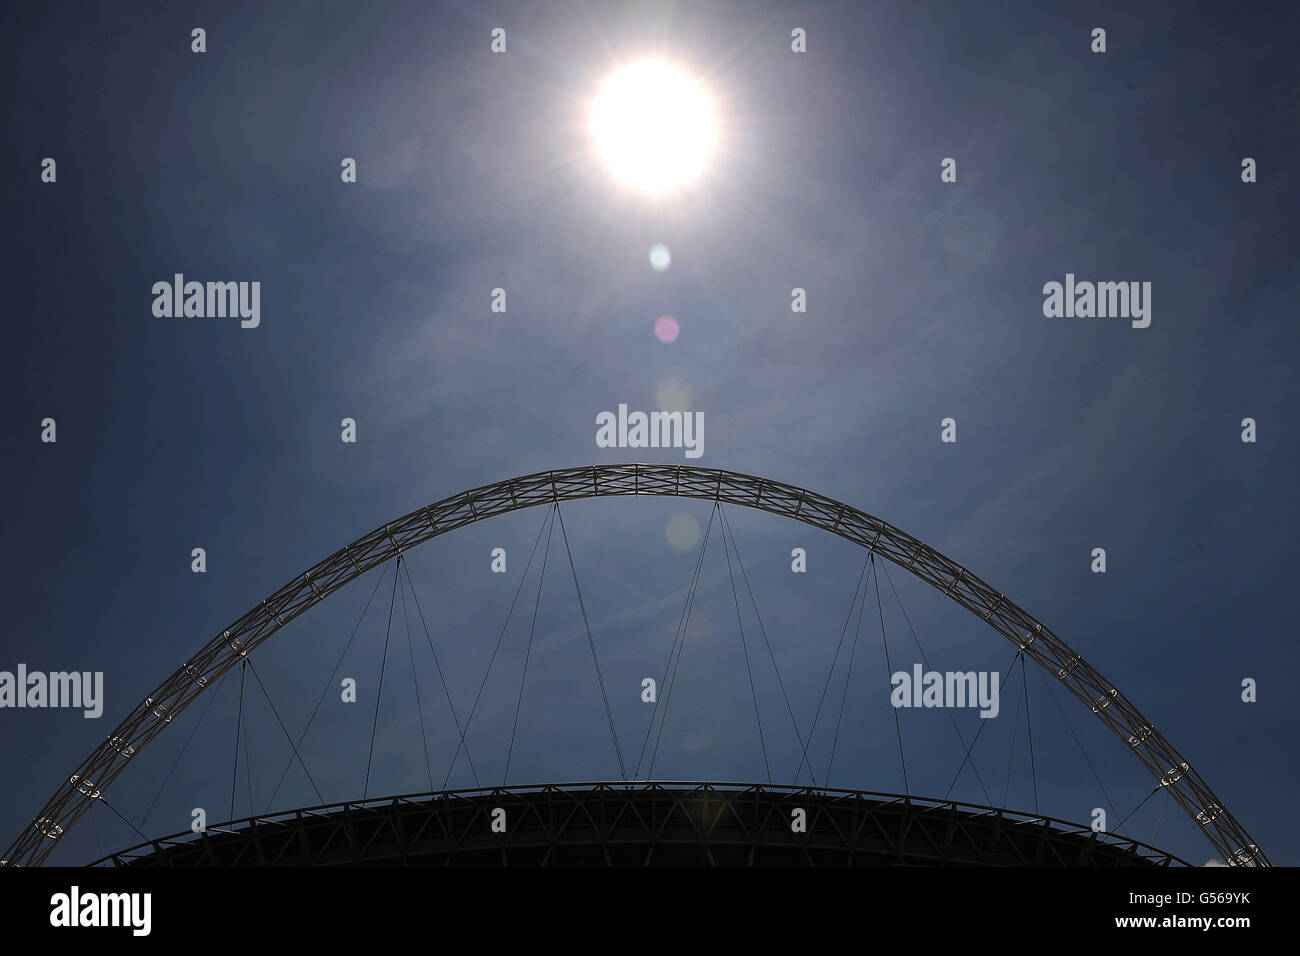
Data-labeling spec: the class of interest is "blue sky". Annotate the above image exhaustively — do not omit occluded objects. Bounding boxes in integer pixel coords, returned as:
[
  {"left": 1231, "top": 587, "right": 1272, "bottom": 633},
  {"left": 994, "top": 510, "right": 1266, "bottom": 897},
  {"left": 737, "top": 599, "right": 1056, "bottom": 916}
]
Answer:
[{"left": 2, "top": 0, "right": 1297, "bottom": 867}]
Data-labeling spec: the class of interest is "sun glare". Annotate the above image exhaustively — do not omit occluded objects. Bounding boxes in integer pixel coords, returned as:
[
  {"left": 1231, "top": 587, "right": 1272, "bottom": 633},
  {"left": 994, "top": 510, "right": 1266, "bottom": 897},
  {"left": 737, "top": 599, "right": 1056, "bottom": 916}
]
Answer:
[{"left": 590, "top": 61, "right": 716, "bottom": 194}]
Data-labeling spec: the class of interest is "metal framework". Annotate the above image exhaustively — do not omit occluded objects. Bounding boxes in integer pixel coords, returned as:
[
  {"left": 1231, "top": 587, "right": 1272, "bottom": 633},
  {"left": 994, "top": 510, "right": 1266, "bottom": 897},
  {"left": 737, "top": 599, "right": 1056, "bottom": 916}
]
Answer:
[
  {"left": 2, "top": 464, "right": 1266, "bottom": 866},
  {"left": 90, "top": 782, "right": 1185, "bottom": 867}
]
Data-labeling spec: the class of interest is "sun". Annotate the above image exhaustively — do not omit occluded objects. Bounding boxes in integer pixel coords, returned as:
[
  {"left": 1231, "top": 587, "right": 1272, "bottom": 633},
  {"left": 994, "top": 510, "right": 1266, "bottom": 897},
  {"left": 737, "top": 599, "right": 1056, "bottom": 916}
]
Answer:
[{"left": 590, "top": 61, "right": 717, "bottom": 194}]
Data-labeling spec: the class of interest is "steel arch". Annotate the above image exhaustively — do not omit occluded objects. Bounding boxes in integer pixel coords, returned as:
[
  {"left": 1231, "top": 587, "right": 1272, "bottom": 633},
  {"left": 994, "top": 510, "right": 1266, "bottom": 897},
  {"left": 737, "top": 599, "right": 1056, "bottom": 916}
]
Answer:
[{"left": 1, "top": 464, "right": 1267, "bottom": 866}]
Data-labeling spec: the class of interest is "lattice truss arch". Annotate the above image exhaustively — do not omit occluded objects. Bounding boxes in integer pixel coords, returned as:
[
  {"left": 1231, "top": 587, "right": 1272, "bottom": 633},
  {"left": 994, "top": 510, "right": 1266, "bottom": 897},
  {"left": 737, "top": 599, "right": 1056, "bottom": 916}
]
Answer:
[{"left": 2, "top": 464, "right": 1267, "bottom": 867}]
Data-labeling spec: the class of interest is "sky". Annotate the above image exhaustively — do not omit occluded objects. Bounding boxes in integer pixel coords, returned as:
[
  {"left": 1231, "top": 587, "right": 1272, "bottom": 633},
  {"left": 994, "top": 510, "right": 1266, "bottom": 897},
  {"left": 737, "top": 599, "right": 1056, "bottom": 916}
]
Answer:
[{"left": 1, "top": 0, "right": 1297, "bottom": 868}]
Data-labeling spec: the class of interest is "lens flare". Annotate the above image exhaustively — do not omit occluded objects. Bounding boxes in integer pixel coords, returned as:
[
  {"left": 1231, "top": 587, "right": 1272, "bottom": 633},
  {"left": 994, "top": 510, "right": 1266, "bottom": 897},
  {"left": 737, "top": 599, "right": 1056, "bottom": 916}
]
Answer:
[
  {"left": 665, "top": 513, "right": 702, "bottom": 551},
  {"left": 655, "top": 377, "right": 692, "bottom": 412},
  {"left": 653, "top": 314, "right": 680, "bottom": 344}
]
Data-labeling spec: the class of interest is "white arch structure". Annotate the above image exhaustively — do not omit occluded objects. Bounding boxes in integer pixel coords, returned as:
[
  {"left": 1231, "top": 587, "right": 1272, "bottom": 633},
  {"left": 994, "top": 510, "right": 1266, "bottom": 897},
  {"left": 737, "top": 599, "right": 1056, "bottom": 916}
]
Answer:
[{"left": 1, "top": 464, "right": 1267, "bottom": 866}]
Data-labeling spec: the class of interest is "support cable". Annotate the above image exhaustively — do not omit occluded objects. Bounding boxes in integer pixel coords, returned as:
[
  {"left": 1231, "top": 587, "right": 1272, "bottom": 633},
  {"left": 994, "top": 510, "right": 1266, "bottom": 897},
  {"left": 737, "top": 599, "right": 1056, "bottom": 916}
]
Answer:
[
  {"left": 441, "top": 506, "right": 552, "bottom": 788},
  {"left": 825, "top": 551, "right": 869, "bottom": 785},
  {"left": 944, "top": 647, "right": 1022, "bottom": 800},
  {"left": 100, "top": 796, "right": 150, "bottom": 848},
  {"left": 1031, "top": 665, "right": 1129, "bottom": 838},
  {"left": 873, "top": 554, "right": 909, "bottom": 794},
  {"left": 363, "top": 555, "right": 401, "bottom": 800},
  {"left": 266, "top": 560, "right": 392, "bottom": 809},
  {"left": 555, "top": 502, "right": 626, "bottom": 779},
  {"left": 720, "top": 509, "right": 771, "bottom": 783},
  {"left": 241, "top": 676, "right": 254, "bottom": 817},
  {"left": 504, "top": 505, "right": 555, "bottom": 785},
  {"left": 641, "top": 503, "right": 718, "bottom": 779},
  {"left": 245, "top": 657, "right": 324, "bottom": 807},
  {"left": 1003, "top": 652, "right": 1025, "bottom": 808},
  {"left": 229, "top": 660, "right": 247, "bottom": 820},
  {"left": 1117, "top": 784, "right": 1164, "bottom": 832},
  {"left": 879, "top": 559, "right": 993, "bottom": 804},
  {"left": 141, "top": 668, "right": 231, "bottom": 829},
  {"left": 1154, "top": 788, "right": 1170, "bottom": 844},
  {"left": 401, "top": 558, "right": 480, "bottom": 789},
  {"left": 399, "top": 574, "right": 435, "bottom": 793},
  {"left": 792, "top": 554, "right": 870, "bottom": 786},
  {"left": 1022, "top": 654, "right": 1039, "bottom": 813},
  {"left": 717, "top": 506, "right": 813, "bottom": 787}
]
